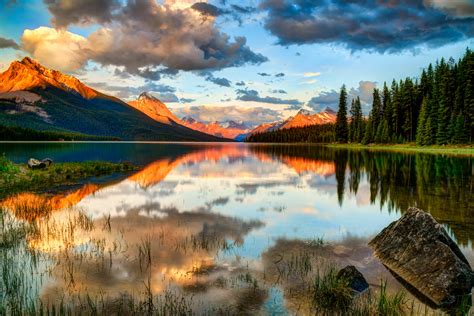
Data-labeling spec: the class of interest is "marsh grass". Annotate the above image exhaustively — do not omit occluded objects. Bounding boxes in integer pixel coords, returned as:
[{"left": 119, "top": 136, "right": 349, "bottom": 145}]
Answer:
[
  {"left": 312, "top": 266, "right": 353, "bottom": 313},
  {"left": 0, "top": 157, "right": 136, "bottom": 199}
]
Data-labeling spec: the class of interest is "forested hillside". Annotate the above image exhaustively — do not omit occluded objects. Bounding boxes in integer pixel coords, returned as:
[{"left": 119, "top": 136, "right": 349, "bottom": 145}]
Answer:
[
  {"left": 248, "top": 49, "right": 473, "bottom": 145},
  {"left": 340, "top": 48, "right": 473, "bottom": 145}
]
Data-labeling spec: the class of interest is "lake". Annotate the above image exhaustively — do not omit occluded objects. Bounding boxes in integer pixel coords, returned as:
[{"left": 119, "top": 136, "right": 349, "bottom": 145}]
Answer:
[{"left": 1, "top": 142, "right": 473, "bottom": 314}]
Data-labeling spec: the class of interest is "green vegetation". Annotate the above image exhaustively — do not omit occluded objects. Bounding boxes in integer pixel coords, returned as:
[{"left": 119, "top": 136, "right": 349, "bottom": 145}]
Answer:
[
  {"left": 248, "top": 49, "right": 473, "bottom": 148},
  {"left": 337, "top": 48, "right": 473, "bottom": 145},
  {"left": 0, "top": 124, "right": 120, "bottom": 141},
  {"left": 245, "top": 123, "right": 335, "bottom": 143},
  {"left": 327, "top": 143, "right": 474, "bottom": 156},
  {"left": 335, "top": 84, "right": 349, "bottom": 143},
  {"left": 0, "top": 155, "right": 136, "bottom": 198}
]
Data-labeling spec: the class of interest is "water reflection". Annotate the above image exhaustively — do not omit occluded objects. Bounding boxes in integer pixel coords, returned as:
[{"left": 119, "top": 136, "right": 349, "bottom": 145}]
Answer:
[{"left": 1, "top": 143, "right": 472, "bottom": 314}]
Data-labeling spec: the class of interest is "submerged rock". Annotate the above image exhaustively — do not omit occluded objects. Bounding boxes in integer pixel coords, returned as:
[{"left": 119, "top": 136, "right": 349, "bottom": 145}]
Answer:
[
  {"left": 27, "top": 158, "right": 53, "bottom": 169},
  {"left": 337, "top": 265, "right": 369, "bottom": 294},
  {"left": 369, "top": 207, "right": 474, "bottom": 308}
]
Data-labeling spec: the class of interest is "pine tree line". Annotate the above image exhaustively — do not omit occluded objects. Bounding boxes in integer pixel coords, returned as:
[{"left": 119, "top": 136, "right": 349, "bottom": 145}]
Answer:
[
  {"left": 245, "top": 123, "right": 334, "bottom": 143},
  {"left": 336, "top": 48, "right": 473, "bottom": 145}
]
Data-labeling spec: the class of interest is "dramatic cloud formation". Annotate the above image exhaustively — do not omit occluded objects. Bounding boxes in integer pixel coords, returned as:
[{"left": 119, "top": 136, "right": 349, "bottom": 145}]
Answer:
[
  {"left": 0, "top": 37, "right": 19, "bottom": 50},
  {"left": 260, "top": 0, "right": 474, "bottom": 52},
  {"left": 173, "top": 105, "right": 283, "bottom": 126},
  {"left": 236, "top": 88, "right": 303, "bottom": 106},
  {"left": 23, "top": 0, "right": 267, "bottom": 77},
  {"left": 307, "top": 81, "right": 376, "bottom": 112}
]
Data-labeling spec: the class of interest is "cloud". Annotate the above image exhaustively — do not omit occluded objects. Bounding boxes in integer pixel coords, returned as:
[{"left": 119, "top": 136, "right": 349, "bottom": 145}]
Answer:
[
  {"left": 349, "top": 81, "right": 376, "bottom": 106},
  {"left": 260, "top": 0, "right": 474, "bottom": 52},
  {"left": 231, "top": 4, "right": 256, "bottom": 14},
  {"left": 270, "top": 89, "right": 287, "bottom": 94},
  {"left": 303, "top": 72, "right": 321, "bottom": 77},
  {"left": 26, "top": 0, "right": 267, "bottom": 77},
  {"left": 191, "top": 2, "right": 227, "bottom": 16},
  {"left": 180, "top": 97, "right": 196, "bottom": 103},
  {"left": 258, "top": 72, "right": 271, "bottom": 77},
  {"left": 87, "top": 81, "right": 177, "bottom": 100},
  {"left": 236, "top": 89, "right": 303, "bottom": 106},
  {"left": 21, "top": 27, "right": 88, "bottom": 72},
  {"left": 200, "top": 72, "right": 232, "bottom": 87},
  {"left": 307, "top": 81, "right": 377, "bottom": 112},
  {"left": 235, "top": 81, "right": 246, "bottom": 86},
  {"left": 173, "top": 105, "right": 283, "bottom": 127},
  {"left": 44, "top": 0, "right": 120, "bottom": 28},
  {"left": 424, "top": 0, "right": 474, "bottom": 18},
  {"left": 301, "top": 79, "right": 317, "bottom": 85},
  {"left": 275, "top": 72, "right": 285, "bottom": 77},
  {"left": 0, "top": 37, "right": 20, "bottom": 50}
]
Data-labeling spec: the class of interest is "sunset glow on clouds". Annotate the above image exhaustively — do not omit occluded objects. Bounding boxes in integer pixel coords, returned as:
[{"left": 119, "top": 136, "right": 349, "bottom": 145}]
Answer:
[{"left": 0, "top": 0, "right": 473, "bottom": 124}]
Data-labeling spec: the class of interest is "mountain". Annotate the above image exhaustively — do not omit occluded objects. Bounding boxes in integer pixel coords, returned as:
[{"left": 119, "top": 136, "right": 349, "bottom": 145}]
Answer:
[
  {"left": 128, "top": 92, "right": 182, "bottom": 125},
  {"left": 0, "top": 57, "right": 222, "bottom": 141},
  {"left": 248, "top": 108, "right": 337, "bottom": 136},
  {"left": 181, "top": 116, "right": 250, "bottom": 139}
]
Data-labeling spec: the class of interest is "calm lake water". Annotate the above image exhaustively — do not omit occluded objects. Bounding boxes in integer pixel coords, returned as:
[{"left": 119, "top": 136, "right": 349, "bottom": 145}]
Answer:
[{"left": 1, "top": 142, "right": 473, "bottom": 314}]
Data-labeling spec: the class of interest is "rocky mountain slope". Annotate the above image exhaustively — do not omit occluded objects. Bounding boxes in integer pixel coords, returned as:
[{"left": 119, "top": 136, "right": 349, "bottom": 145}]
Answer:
[{"left": 0, "top": 57, "right": 222, "bottom": 141}]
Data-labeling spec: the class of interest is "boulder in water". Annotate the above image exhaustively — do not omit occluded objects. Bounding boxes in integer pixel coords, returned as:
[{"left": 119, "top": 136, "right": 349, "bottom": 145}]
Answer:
[
  {"left": 337, "top": 265, "right": 369, "bottom": 294},
  {"left": 369, "top": 207, "right": 474, "bottom": 308},
  {"left": 27, "top": 158, "right": 53, "bottom": 169}
]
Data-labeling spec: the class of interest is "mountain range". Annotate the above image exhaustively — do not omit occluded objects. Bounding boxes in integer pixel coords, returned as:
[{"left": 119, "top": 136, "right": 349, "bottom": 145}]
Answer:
[
  {"left": 0, "top": 57, "right": 222, "bottom": 141},
  {"left": 0, "top": 57, "right": 336, "bottom": 141}
]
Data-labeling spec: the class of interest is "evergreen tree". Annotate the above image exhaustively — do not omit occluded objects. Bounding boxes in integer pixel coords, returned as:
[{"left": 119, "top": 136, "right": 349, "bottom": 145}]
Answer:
[
  {"left": 436, "top": 58, "right": 450, "bottom": 144},
  {"left": 335, "top": 85, "right": 349, "bottom": 143},
  {"left": 416, "top": 98, "right": 429, "bottom": 145},
  {"left": 349, "top": 99, "right": 355, "bottom": 142}
]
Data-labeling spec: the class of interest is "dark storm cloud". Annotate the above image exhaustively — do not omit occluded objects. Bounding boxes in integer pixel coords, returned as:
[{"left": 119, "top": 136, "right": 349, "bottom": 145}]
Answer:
[
  {"left": 0, "top": 37, "right": 19, "bottom": 49},
  {"left": 44, "top": 0, "right": 120, "bottom": 28},
  {"left": 260, "top": 0, "right": 474, "bottom": 52},
  {"left": 236, "top": 88, "right": 303, "bottom": 106}
]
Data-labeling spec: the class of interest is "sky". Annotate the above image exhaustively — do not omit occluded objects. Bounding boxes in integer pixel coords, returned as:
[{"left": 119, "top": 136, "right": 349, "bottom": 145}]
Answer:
[{"left": 0, "top": 0, "right": 473, "bottom": 126}]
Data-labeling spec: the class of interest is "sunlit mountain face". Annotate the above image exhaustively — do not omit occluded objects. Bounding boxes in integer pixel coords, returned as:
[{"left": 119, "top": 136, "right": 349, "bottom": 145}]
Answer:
[{"left": 1, "top": 143, "right": 473, "bottom": 314}]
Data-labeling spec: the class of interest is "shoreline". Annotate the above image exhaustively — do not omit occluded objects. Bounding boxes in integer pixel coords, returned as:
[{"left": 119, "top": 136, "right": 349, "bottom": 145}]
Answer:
[{"left": 325, "top": 143, "right": 474, "bottom": 156}]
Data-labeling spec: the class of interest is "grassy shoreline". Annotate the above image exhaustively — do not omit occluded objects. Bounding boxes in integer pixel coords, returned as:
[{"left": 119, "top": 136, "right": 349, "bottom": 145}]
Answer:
[
  {"left": 0, "top": 156, "right": 137, "bottom": 199},
  {"left": 325, "top": 143, "right": 474, "bottom": 156}
]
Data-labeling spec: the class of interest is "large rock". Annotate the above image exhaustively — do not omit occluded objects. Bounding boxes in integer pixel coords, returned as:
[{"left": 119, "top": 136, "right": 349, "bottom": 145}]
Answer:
[
  {"left": 369, "top": 207, "right": 474, "bottom": 308},
  {"left": 27, "top": 158, "right": 53, "bottom": 169},
  {"left": 337, "top": 265, "right": 369, "bottom": 294}
]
